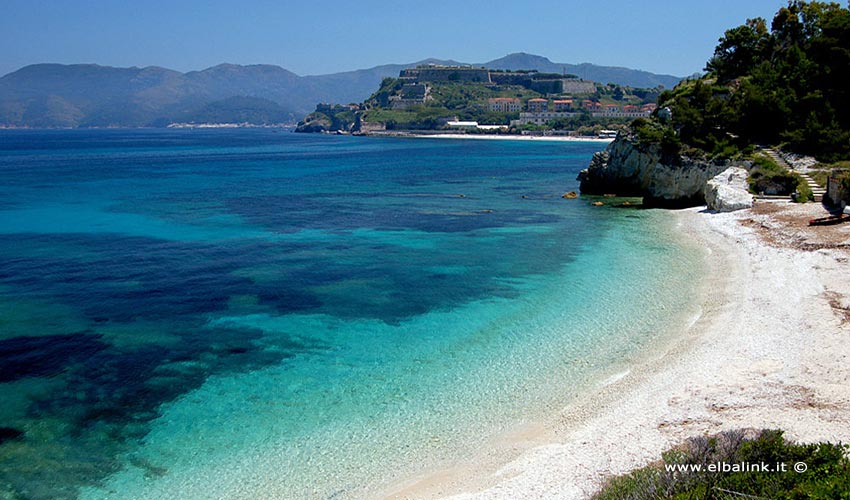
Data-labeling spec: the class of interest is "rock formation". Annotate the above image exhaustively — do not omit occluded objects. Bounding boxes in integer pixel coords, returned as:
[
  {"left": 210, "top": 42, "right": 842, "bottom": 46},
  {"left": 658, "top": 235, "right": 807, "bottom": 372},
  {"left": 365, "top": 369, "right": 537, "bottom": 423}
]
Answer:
[
  {"left": 704, "top": 167, "right": 755, "bottom": 212},
  {"left": 295, "top": 113, "right": 333, "bottom": 133},
  {"left": 578, "top": 134, "right": 751, "bottom": 207}
]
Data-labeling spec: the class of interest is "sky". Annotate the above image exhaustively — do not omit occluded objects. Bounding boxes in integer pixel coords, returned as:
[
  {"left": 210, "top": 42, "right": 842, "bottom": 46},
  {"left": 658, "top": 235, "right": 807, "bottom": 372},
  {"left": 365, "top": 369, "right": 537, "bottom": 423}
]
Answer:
[{"left": 1, "top": 0, "right": 793, "bottom": 78}]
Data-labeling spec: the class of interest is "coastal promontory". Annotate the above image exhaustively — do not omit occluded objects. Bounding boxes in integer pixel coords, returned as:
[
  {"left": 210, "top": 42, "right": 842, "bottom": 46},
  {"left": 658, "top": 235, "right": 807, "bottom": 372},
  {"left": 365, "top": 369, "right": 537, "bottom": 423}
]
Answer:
[
  {"left": 579, "top": 1, "right": 850, "bottom": 209},
  {"left": 577, "top": 131, "right": 746, "bottom": 207}
]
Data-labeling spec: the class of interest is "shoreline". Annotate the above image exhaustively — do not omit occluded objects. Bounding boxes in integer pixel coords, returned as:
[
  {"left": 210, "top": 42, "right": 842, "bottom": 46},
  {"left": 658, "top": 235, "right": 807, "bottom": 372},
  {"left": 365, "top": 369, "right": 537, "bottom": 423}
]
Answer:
[
  {"left": 0, "top": 128, "right": 614, "bottom": 144},
  {"left": 381, "top": 201, "right": 850, "bottom": 499},
  {"left": 365, "top": 132, "right": 615, "bottom": 143}
]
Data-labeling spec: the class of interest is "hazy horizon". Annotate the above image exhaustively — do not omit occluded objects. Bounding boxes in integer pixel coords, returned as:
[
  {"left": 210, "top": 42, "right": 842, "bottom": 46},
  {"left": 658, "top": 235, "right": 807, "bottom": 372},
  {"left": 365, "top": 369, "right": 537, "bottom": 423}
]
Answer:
[
  {"left": 2, "top": 0, "right": 789, "bottom": 78},
  {"left": 0, "top": 53, "right": 684, "bottom": 79}
]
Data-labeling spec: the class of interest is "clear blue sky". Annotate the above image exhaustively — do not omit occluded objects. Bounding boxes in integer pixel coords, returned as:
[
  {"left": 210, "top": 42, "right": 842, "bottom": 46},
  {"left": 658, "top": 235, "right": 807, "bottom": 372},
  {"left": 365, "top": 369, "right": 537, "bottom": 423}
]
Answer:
[{"left": 1, "top": 0, "right": 792, "bottom": 78}]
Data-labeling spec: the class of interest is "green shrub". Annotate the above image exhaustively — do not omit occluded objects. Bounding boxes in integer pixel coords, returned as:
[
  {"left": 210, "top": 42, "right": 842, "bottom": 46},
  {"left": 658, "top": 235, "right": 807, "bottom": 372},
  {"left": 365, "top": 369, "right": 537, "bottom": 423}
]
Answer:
[
  {"left": 748, "top": 155, "right": 798, "bottom": 195},
  {"left": 631, "top": 118, "right": 681, "bottom": 156},
  {"left": 795, "top": 177, "right": 814, "bottom": 203},
  {"left": 746, "top": 154, "right": 813, "bottom": 201},
  {"left": 751, "top": 155, "right": 783, "bottom": 173},
  {"left": 712, "top": 141, "right": 742, "bottom": 160},
  {"left": 594, "top": 429, "right": 850, "bottom": 500}
]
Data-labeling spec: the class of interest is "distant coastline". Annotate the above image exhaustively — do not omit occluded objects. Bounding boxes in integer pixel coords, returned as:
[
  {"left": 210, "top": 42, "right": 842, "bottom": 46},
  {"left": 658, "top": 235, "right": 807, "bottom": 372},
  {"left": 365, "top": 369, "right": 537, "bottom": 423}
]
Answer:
[
  {"left": 398, "top": 132, "right": 615, "bottom": 143},
  {"left": 0, "top": 56, "right": 681, "bottom": 129},
  {"left": 0, "top": 125, "right": 612, "bottom": 143},
  {"left": 0, "top": 124, "right": 296, "bottom": 130},
  {"left": 166, "top": 122, "right": 296, "bottom": 129},
  {"left": 347, "top": 128, "right": 616, "bottom": 142}
]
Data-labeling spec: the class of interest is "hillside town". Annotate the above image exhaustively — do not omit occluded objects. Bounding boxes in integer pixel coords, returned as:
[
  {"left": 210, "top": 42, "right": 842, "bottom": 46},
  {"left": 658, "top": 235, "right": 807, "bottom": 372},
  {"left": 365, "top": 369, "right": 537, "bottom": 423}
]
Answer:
[
  {"left": 494, "top": 97, "right": 656, "bottom": 125},
  {"left": 297, "top": 63, "right": 661, "bottom": 134}
]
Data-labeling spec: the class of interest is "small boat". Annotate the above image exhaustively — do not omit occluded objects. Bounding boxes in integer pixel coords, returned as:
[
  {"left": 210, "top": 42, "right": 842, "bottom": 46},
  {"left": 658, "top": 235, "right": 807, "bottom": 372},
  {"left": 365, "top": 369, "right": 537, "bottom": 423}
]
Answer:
[{"left": 808, "top": 213, "right": 850, "bottom": 226}]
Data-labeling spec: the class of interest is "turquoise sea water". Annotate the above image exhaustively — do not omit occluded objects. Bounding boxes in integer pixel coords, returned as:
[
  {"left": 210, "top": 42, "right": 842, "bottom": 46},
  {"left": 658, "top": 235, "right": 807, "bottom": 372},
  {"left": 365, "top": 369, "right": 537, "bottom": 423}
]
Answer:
[{"left": 0, "top": 130, "right": 702, "bottom": 499}]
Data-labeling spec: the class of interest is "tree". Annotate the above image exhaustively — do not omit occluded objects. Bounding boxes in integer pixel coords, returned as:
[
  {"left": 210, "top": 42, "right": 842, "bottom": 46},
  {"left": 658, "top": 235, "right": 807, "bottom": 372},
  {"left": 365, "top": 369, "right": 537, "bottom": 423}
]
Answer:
[
  {"left": 705, "top": 17, "right": 770, "bottom": 82},
  {"left": 613, "top": 86, "right": 624, "bottom": 101},
  {"left": 684, "top": 1, "right": 850, "bottom": 160}
]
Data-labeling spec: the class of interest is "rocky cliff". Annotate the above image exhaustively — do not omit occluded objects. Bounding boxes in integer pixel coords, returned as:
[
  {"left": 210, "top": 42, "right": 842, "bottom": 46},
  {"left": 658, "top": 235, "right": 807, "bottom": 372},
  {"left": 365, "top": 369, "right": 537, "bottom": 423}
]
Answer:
[{"left": 578, "top": 134, "right": 751, "bottom": 207}]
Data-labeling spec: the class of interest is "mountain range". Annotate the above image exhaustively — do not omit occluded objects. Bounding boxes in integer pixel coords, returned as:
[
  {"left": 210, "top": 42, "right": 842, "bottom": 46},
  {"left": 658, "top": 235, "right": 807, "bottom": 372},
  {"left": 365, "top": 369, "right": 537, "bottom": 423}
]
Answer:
[{"left": 0, "top": 53, "right": 682, "bottom": 128}]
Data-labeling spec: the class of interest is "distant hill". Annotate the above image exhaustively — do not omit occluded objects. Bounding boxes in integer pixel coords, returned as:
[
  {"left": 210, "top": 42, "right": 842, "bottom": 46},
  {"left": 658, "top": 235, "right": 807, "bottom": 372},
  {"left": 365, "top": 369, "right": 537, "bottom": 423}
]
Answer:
[
  {"left": 299, "top": 58, "right": 464, "bottom": 107},
  {"left": 0, "top": 55, "right": 682, "bottom": 128},
  {"left": 0, "top": 63, "right": 301, "bottom": 128},
  {"left": 482, "top": 53, "right": 681, "bottom": 89},
  {"left": 174, "top": 96, "right": 294, "bottom": 126}
]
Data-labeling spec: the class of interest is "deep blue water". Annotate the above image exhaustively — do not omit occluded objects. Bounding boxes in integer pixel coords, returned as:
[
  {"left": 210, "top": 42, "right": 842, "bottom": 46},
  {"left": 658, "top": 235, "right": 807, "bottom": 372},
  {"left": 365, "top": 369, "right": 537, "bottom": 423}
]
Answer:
[{"left": 0, "top": 129, "right": 701, "bottom": 499}]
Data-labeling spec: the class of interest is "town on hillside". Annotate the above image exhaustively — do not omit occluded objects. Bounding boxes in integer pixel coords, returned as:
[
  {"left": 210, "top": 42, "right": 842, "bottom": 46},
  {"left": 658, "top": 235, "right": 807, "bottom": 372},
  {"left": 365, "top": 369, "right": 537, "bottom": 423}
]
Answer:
[{"left": 296, "top": 64, "right": 662, "bottom": 136}]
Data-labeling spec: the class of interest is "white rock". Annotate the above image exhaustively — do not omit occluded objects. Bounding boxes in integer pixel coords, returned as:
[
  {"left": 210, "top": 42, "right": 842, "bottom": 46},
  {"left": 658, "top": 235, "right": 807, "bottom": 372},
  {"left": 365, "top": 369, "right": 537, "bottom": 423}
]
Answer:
[
  {"left": 704, "top": 167, "right": 754, "bottom": 212},
  {"left": 577, "top": 135, "right": 748, "bottom": 206}
]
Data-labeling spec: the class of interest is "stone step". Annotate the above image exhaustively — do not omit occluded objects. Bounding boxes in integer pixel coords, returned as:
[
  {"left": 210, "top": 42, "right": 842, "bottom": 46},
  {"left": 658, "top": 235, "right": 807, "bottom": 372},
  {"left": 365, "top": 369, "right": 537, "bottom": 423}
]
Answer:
[
  {"left": 761, "top": 148, "right": 792, "bottom": 169},
  {"left": 798, "top": 173, "right": 824, "bottom": 192},
  {"left": 760, "top": 147, "right": 824, "bottom": 202}
]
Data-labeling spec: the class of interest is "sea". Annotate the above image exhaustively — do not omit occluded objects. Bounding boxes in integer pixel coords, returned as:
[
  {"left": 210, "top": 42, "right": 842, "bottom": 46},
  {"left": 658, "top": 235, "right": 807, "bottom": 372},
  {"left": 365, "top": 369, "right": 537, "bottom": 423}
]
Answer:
[{"left": 0, "top": 129, "right": 703, "bottom": 500}]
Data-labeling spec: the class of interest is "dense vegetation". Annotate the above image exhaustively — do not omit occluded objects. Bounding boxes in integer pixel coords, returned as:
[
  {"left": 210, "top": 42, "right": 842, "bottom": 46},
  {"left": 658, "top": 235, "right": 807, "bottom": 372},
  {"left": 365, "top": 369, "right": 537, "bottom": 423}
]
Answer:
[
  {"left": 655, "top": 1, "right": 850, "bottom": 162},
  {"left": 594, "top": 429, "right": 850, "bottom": 499}
]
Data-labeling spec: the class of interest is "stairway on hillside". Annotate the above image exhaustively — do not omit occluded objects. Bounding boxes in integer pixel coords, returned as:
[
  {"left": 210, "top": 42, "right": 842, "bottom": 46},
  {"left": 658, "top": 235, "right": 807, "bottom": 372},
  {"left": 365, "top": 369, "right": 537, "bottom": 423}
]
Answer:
[
  {"left": 762, "top": 147, "right": 825, "bottom": 202},
  {"left": 798, "top": 171, "right": 827, "bottom": 202},
  {"left": 762, "top": 147, "right": 791, "bottom": 169}
]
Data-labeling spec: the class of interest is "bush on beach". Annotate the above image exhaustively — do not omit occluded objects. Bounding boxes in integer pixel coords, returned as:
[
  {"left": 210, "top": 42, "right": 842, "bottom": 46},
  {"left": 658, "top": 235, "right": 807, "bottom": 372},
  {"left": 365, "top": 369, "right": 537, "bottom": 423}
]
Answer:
[{"left": 593, "top": 429, "right": 850, "bottom": 500}]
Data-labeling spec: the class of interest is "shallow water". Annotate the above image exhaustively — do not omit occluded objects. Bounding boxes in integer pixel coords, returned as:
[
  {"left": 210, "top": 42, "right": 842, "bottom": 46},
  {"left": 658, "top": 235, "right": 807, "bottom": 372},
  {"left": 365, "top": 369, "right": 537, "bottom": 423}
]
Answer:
[{"left": 0, "top": 129, "right": 702, "bottom": 499}]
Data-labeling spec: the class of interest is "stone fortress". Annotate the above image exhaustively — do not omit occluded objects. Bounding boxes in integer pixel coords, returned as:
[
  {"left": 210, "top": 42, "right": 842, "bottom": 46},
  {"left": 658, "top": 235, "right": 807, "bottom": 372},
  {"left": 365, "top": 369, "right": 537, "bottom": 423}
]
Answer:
[{"left": 394, "top": 64, "right": 653, "bottom": 123}]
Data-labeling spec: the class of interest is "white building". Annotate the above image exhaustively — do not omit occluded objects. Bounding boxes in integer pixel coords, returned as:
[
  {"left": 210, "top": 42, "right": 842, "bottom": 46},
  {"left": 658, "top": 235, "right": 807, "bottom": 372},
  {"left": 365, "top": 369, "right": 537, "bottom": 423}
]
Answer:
[
  {"left": 512, "top": 111, "right": 579, "bottom": 126},
  {"left": 488, "top": 98, "right": 521, "bottom": 113}
]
